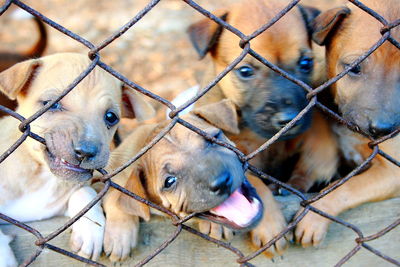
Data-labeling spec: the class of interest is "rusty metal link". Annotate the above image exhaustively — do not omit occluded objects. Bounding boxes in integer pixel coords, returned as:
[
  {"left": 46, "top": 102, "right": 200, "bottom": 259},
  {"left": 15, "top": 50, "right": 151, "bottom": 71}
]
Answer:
[{"left": 0, "top": 0, "right": 399, "bottom": 266}]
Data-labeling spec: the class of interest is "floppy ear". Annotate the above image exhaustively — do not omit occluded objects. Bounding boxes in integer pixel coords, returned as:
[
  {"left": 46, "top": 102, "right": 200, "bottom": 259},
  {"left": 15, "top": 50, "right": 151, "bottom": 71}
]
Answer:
[
  {"left": 311, "top": 6, "right": 351, "bottom": 46},
  {"left": 297, "top": 5, "right": 321, "bottom": 37},
  {"left": 121, "top": 84, "right": 155, "bottom": 121},
  {"left": 192, "top": 99, "right": 240, "bottom": 134},
  {"left": 118, "top": 165, "right": 151, "bottom": 221},
  {"left": 187, "top": 11, "right": 228, "bottom": 59},
  {"left": 0, "top": 59, "right": 41, "bottom": 100}
]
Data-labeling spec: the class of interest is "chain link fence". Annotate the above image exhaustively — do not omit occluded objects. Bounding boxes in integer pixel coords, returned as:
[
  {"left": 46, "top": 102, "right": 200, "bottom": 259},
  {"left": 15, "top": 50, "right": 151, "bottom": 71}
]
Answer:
[{"left": 0, "top": 0, "right": 399, "bottom": 266}]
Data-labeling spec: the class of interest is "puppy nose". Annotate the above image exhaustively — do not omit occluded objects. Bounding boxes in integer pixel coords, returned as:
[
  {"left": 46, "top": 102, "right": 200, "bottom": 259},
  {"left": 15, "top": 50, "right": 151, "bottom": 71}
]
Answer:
[
  {"left": 368, "top": 121, "right": 395, "bottom": 139},
  {"left": 74, "top": 141, "right": 99, "bottom": 161},
  {"left": 210, "top": 171, "right": 232, "bottom": 195},
  {"left": 275, "top": 111, "right": 297, "bottom": 128}
]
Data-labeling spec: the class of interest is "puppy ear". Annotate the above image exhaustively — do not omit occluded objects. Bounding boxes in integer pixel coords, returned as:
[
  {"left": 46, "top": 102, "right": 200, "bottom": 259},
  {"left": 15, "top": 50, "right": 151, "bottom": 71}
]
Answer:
[
  {"left": 311, "top": 6, "right": 351, "bottom": 46},
  {"left": 192, "top": 99, "right": 240, "bottom": 134},
  {"left": 187, "top": 11, "right": 228, "bottom": 59},
  {"left": 121, "top": 84, "right": 155, "bottom": 121},
  {"left": 297, "top": 5, "right": 321, "bottom": 36},
  {"left": 118, "top": 165, "right": 151, "bottom": 221},
  {"left": 0, "top": 59, "right": 41, "bottom": 100}
]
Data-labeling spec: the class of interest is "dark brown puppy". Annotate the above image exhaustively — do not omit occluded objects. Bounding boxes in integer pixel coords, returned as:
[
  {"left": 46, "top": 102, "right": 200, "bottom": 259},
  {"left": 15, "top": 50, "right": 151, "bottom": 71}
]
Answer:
[
  {"left": 188, "top": 0, "right": 338, "bottom": 193},
  {"left": 295, "top": 0, "right": 400, "bottom": 247},
  {"left": 0, "top": 14, "right": 47, "bottom": 116}
]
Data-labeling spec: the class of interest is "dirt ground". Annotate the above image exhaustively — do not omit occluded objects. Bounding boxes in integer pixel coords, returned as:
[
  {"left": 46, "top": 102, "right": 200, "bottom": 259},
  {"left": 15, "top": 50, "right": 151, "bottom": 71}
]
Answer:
[{"left": 0, "top": 0, "right": 346, "bottom": 107}]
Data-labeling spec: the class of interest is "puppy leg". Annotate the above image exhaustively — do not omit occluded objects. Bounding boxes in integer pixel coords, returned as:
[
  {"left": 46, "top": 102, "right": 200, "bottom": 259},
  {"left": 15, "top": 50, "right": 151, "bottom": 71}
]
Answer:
[
  {"left": 248, "top": 175, "right": 290, "bottom": 258},
  {"left": 0, "top": 229, "right": 17, "bottom": 267},
  {"left": 295, "top": 162, "right": 400, "bottom": 247},
  {"left": 66, "top": 186, "right": 105, "bottom": 261},
  {"left": 286, "top": 113, "right": 338, "bottom": 193},
  {"left": 198, "top": 220, "right": 233, "bottom": 241},
  {"left": 102, "top": 188, "right": 140, "bottom": 262}
]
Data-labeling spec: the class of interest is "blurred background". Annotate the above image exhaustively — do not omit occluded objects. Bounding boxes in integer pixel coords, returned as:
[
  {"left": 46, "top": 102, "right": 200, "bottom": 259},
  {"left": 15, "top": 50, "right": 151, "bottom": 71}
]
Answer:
[{"left": 0, "top": 0, "right": 346, "bottom": 105}]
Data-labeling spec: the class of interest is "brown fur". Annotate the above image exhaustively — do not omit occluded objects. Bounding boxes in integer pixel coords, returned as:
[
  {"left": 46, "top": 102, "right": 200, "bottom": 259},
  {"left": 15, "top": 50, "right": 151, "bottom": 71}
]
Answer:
[
  {"left": 188, "top": 0, "right": 338, "bottom": 193},
  {"left": 295, "top": 0, "right": 400, "bottom": 247},
  {"left": 102, "top": 100, "right": 290, "bottom": 262}
]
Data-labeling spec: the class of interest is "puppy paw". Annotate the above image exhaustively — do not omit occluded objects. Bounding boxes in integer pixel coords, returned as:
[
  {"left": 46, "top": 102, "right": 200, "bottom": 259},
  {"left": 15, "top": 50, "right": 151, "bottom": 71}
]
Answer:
[
  {"left": 295, "top": 208, "right": 331, "bottom": 247},
  {"left": 250, "top": 213, "right": 290, "bottom": 258},
  {"left": 0, "top": 233, "right": 17, "bottom": 267},
  {"left": 198, "top": 220, "right": 233, "bottom": 241},
  {"left": 104, "top": 215, "right": 139, "bottom": 262},
  {"left": 70, "top": 215, "right": 105, "bottom": 261}
]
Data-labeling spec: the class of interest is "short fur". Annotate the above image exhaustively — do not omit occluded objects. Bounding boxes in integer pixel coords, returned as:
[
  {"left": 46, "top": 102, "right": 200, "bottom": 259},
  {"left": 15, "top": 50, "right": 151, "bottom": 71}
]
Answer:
[
  {"left": 187, "top": 0, "right": 338, "bottom": 193},
  {"left": 0, "top": 53, "right": 154, "bottom": 266},
  {"left": 102, "top": 100, "right": 290, "bottom": 262},
  {"left": 295, "top": 0, "right": 400, "bottom": 247}
]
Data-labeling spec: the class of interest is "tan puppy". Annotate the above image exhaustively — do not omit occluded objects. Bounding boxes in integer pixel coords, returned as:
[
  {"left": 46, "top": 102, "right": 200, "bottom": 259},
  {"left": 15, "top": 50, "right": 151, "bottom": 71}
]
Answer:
[
  {"left": 0, "top": 53, "right": 154, "bottom": 266},
  {"left": 103, "top": 100, "right": 289, "bottom": 262},
  {"left": 187, "top": 0, "right": 338, "bottom": 194},
  {"left": 295, "top": 0, "right": 400, "bottom": 247}
]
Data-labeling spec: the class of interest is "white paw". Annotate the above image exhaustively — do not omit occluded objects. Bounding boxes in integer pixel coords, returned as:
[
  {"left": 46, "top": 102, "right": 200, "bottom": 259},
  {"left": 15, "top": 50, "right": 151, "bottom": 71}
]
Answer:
[
  {"left": 70, "top": 215, "right": 105, "bottom": 261},
  {"left": 198, "top": 220, "right": 234, "bottom": 241},
  {"left": 104, "top": 216, "right": 139, "bottom": 262},
  {"left": 0, "top": 233, "right": 18, "bottom": 267}
]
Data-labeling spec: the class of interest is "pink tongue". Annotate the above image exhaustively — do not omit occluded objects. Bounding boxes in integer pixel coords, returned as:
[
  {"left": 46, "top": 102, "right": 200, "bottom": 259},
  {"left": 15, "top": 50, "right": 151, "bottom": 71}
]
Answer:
[{"left": 210, "top": 189, "right": 259, "bottom": 227}]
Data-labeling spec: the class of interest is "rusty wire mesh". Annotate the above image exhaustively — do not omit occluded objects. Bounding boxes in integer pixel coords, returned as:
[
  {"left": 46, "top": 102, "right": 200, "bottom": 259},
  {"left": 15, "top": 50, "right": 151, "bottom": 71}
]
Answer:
[{"left": 0, "top": 0, "right": 399, "bottom": 266}]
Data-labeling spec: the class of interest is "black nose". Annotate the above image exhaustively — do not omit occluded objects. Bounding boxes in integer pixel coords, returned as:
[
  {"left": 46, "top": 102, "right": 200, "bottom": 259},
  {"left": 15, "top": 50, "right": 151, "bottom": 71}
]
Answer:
[
  {"left": 368, "top": 121, "right": 395, "bottom": 139},
  {"left": 74, "top": 141, "right": 99, "bottom": 161},
  {"left": 210, "top": 171, "right": 232, "bottom": 195},
  {"left": 275, "top": 111, "right": 298, "bottom": 128}
]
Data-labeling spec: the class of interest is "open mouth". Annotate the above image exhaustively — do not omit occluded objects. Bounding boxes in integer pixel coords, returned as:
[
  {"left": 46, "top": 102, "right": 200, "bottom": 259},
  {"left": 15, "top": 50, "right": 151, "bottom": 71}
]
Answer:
[
  {"left": 198, "top": 179, "right": 263, "bottom": 230},
  {"left": 45, "top": 149, "right": 93, "bottom": 176}
]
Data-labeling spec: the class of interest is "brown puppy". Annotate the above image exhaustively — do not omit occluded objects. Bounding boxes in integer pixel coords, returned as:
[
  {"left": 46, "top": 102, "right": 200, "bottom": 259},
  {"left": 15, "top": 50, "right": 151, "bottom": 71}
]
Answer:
[
  {"left": 103, "top": 100, "right": 289, "bottom": 262},
  {"left": 0, "top": 53, "right": 154, "bottom": 266},
  {"left": 187, "top": 0, "right": 338, "bottom": 193},
  {"left": 0, "top": 13, "right": 47, "bottom": 116},
  {"left": 295, "top": 0, "right": 400, "bottom": 247}
]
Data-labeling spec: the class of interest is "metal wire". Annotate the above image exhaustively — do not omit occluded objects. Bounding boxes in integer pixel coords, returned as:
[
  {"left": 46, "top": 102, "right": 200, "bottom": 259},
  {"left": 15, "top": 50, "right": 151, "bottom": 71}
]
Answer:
[{"left": 0, "top": 0, "right": 399, "bottom": 266}]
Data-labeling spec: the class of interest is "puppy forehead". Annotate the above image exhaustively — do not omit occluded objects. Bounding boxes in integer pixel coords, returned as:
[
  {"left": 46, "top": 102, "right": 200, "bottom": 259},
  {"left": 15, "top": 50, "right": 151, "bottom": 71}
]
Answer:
[
  {"left": 30, "top": 54, "right": 122, "bottom": 104},
  {"left": 219, "top": 1, "right": 309, "bottom": 63}
]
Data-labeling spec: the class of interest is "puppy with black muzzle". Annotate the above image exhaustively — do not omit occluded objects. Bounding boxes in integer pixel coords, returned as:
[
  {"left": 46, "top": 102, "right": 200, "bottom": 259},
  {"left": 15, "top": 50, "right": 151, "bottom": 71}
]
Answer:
[
  {"left": 103, "top": 100, "right": 289, "bottom": 262},
  {"left": 187, "top": 0, "right": 338, "bottom": 195},
  {"left": 0, "top": 53, "right": 154, "bottom": 266},
  {"left": 295, "top": 0, "right": 400, "bottom": 247}
]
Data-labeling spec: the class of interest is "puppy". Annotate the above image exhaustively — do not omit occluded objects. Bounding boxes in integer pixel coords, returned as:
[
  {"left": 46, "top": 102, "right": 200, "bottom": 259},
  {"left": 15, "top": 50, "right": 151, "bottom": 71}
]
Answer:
[
  {"left": 103, "top": 100, "right": 289, "bottom": 262},
  {"left": 187, "top": 0, "right": 338, "bottom": 193},
  {"left": 0, "top": 53, "right": 154, "bottom": 266},
  {"left": 0, "top": 12, "right": 48, "bottom": 117},
  {"left": 295, "top": 0, "right": 400, "bottom": 247}
]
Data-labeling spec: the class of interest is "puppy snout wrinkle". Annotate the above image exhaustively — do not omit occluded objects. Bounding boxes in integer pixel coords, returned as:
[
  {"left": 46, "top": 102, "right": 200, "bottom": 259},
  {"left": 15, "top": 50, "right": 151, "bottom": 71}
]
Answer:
[
  {"left": 210, "top": 171, "right": 232, "bottom": 195},
  {"left": 74, "top": 140, "right": 100, "bottom": 161}
]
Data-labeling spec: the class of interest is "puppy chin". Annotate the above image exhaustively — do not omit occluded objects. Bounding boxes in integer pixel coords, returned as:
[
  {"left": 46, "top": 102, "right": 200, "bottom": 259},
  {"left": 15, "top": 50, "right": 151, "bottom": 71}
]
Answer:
[{"left": 44, "top": 149, "right": 94, "bottom": 182}]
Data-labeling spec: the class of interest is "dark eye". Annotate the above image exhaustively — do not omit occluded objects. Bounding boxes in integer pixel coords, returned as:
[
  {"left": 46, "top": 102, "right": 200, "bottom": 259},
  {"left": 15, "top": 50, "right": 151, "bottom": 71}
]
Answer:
[
  {"left": 42, "top": 100, "right": 62, "bottom": 111},
  {"left": 236, "top": 65, "right": 255, "bottom": 79},
  {"left": 104, "top": 111, "right": 119, "bottom": 128},
  {"left": 346, "top": 64, "right": 362, "bottom": 76},
  {"left": 164, "top": 176, "right": 177, "bottom": 189},
  {"left": 298, "top": 57, "right": 313, "bottom": 73}
]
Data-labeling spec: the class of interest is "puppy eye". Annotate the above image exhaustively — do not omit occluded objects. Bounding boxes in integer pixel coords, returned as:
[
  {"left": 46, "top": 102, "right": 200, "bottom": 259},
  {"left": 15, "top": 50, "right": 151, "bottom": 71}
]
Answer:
[
  {"left": 42, "top": 100, "right": 62, "bottom": 111},
  {"left": 346, "top": 64, "right": 362, "bottom": 76},
  {"left": 164, "top": 176, "right": 177, "bottom": 189},
  {"left": 298, "top": 56, "right": 313, "bottom": 73},
  {"left": 104, "top": 110, "right": 119, "bottom": 128},
  {"left": 236, "top": 65, "right": 255, "bottom": 79}
]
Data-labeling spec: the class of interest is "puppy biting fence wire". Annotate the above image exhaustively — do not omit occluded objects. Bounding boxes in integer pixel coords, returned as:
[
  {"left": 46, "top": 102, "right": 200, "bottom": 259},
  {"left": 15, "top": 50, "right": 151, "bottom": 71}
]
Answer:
[{"left": 0, "top": 0, "right": 399, "bottom": 266}]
